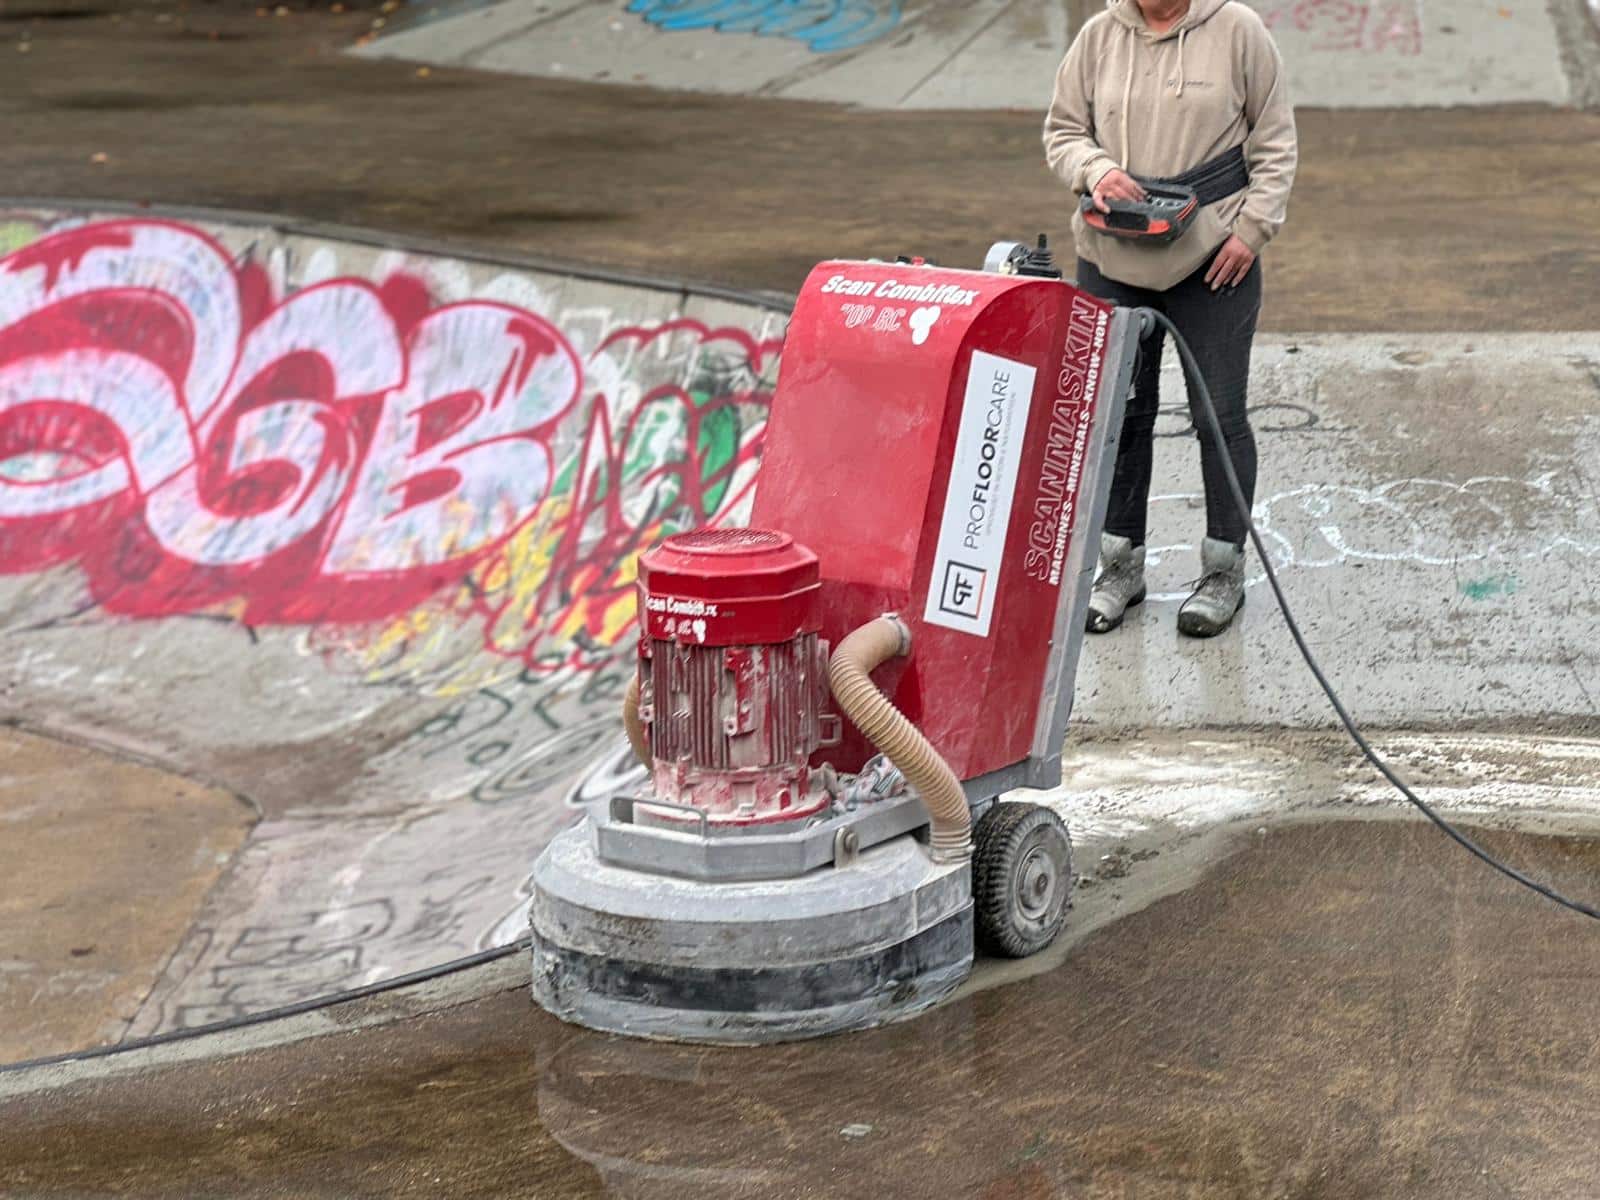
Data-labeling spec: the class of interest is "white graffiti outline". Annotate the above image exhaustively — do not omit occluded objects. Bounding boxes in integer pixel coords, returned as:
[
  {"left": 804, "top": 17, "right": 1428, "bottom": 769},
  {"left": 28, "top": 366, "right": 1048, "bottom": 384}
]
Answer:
[{"left": 1144, "top": 474, "right": 1600, "bottom": 601}]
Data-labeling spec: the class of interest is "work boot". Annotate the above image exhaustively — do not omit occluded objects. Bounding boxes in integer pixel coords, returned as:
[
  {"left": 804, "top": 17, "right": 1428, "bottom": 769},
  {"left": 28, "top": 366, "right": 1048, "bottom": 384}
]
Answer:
[
  {"left": 1177, "top": 538, "right": 1246, "bottom": 638},
  {"left": 1086, "top": 534, "right": 1146, "bottom": 634}
]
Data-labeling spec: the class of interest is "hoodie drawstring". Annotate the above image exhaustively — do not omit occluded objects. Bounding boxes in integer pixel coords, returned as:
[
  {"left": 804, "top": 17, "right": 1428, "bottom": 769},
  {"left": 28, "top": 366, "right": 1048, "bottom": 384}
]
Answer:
[
  {"left": 1121, "top": 25, "right": 1136, "bottom": 170},
  {"left": 1177, "top": 27, "right": 1188, "bottom": 98}
]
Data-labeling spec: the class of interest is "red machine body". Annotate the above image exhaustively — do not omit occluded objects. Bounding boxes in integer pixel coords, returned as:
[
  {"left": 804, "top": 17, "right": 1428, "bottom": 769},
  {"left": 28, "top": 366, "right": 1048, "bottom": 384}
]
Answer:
[
  {"left": 751, "top": 261, "right": 1119, "bottom": 784},
  {"left": 636, "top": 530, "right": 831, "bottom": 827},
  {"left": 543, "top": 254, "right": 1132, "bottom": 1045},
  {"left": 632, "top": 256, "right": 1127, "bottom": 827}
]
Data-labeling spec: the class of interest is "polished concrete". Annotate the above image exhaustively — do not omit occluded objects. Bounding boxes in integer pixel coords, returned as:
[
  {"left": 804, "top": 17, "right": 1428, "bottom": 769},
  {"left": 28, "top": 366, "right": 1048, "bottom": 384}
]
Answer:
[{"left": 0, "top": 728, "right": 253, "bottom": 1061}]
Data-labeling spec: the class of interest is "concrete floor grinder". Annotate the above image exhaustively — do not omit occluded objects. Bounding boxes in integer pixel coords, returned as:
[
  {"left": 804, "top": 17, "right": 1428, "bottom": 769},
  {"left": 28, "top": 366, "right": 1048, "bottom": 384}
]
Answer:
[{"left": 530, "top": 239, "right": 1140, "bottom": 1043}]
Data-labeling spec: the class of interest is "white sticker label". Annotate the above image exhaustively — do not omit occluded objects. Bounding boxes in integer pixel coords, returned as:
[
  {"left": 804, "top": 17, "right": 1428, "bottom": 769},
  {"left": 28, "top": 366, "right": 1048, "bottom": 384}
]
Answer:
[{"left": 923, "top": 350, "right": 1036, "bottom": 638}]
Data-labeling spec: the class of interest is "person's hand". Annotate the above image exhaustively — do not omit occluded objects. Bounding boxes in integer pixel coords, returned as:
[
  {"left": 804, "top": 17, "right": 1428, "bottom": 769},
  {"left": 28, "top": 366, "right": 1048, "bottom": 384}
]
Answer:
[
  {"left": 1205, "top": 235, "right": 1256, "bottom": 291},
  {"left": 1092, "top": 169, "right": 1147, "bottom": 213}
]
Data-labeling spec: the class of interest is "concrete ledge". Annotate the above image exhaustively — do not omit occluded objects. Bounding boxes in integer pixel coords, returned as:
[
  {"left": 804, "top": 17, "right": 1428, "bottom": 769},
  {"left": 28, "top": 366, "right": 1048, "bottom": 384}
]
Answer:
[{"left": 1075, "top": 333, "right": 1600, "bottom": 731}]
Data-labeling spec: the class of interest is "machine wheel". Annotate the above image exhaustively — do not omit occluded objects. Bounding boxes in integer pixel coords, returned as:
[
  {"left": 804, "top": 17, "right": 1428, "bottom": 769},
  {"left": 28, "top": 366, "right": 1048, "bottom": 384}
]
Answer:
[{"left": 972, "top": 802, "right": 1074, "bottom": 958}]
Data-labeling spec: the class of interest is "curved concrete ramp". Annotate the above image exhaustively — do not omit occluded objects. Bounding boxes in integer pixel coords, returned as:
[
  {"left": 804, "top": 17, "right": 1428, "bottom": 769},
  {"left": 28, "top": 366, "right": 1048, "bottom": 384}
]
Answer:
[
  {"left": 360, "top": 0, "right": 1590, "bottom": 109},
  {"left": 0, "top": 204, "right": 783, "bottom": 1055}
]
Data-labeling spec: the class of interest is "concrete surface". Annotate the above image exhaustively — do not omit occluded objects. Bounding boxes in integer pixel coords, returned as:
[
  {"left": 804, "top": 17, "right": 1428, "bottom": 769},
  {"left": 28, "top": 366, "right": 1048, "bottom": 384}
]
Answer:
[
  {"left": 3, "top": 7, "right": 1600, "bottom": 1197},
  {"left": 361, "top": 0, "right": 1587, "bottom": 109},
  {"left": 10, "top": 810, "right": 1600, "bottom": 1197},
  {"left": 5, "top": 5, "right": 1600, "bottom": 328},
  {"left": 1078, "top": 333, "right": 1600, "bottom": 731},
  {"left": 0, "top": 726, "right": 254, "bottom": 1061}
]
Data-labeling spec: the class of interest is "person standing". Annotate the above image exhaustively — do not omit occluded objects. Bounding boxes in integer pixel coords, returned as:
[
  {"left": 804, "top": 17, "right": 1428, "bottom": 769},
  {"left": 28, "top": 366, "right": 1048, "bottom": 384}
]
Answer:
[{"left": 1044, "top": 0, "right": 1297, "bottom": 636}]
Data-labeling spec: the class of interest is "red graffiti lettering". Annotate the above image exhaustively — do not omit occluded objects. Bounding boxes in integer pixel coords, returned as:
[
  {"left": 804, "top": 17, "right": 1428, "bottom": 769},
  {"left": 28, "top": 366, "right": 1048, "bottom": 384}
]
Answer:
[
  {"left": 0, "top": 220, "right": 582, "bottom": 625},
  {"left": 1259, "top": 0, "right": 1422, "bottom": 53}
]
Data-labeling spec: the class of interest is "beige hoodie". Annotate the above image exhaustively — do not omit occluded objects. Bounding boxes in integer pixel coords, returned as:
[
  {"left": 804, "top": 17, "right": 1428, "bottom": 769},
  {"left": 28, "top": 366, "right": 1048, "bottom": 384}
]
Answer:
[{"left": 1043, "top": 0, "right": 1297, "bottom": 291}]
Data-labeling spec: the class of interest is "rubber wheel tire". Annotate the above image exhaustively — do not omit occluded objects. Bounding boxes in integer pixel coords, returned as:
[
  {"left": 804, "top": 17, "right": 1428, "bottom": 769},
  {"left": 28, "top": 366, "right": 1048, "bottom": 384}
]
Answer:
[{"left": 972, "top": 802, "right": 1074, "bottom": 959}]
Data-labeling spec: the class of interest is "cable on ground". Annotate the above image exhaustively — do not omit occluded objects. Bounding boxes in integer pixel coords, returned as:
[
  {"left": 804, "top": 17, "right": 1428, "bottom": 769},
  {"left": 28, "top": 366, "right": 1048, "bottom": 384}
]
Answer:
[
  {"left": 1147, "top": 306, "right": 1600, "bottom": 922},
  {"left": 0, "top": 937, "right": 531, "bottom": 1075}
]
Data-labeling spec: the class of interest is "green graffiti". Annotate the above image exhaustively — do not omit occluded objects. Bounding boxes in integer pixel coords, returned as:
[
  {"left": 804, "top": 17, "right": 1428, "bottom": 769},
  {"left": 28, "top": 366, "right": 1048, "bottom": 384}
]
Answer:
[
  {"left": 694, "top": 391, "right": 740, "bottom": 514},
  {"left": 0, "top": 221, "right": 42, "bottom": 257},
  {"left": 1460, "top": 575, "right": 1518, "bottom": 601},
  {"left": 553, "top": 385, "right": 747, "bottom": 532}
]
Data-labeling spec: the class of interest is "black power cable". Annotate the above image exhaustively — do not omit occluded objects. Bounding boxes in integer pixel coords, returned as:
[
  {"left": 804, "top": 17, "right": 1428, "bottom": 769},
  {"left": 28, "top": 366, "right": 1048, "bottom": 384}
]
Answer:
[
  {"left": 1144, "top": 306, "right": 1600, "bottom": 922},
  {"left": 0, "top": 937, "right": 531, "bottom": 1075}
]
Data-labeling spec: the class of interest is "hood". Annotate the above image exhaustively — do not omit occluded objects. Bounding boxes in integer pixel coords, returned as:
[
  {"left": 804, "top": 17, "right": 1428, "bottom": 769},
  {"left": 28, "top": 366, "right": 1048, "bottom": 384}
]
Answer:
[{"left": 1107, "top": 0, "right": 1232, "bottom": 39}]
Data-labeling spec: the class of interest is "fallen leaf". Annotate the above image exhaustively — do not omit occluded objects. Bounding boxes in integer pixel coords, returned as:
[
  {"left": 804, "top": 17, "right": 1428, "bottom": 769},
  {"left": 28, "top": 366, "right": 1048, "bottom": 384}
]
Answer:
[{"left": 416, "top": 66, "right": 431, "bottom": 78}]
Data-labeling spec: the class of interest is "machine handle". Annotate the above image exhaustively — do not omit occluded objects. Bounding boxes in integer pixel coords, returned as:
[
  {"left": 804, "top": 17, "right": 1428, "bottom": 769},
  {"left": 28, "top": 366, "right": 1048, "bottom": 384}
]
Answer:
[{"left": 634, "top": 795, "right": 712, "bottom": 838}]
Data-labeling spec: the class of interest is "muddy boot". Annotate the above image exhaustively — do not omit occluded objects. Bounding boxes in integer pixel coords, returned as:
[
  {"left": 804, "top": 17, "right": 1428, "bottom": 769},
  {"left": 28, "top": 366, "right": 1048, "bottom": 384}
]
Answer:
[
  {"left": 1086, "top": 534, "right": 1146, "bottom": 634},
  {"left": 1177, "top": 538, "right": 1246, "bottom": 638}
]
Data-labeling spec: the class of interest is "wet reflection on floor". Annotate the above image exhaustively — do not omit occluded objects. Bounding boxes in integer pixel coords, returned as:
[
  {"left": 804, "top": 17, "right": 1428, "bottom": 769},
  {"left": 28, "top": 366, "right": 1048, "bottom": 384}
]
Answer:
[{"left": 8, "top": 819, "right": 1600, "bottom": 1199}]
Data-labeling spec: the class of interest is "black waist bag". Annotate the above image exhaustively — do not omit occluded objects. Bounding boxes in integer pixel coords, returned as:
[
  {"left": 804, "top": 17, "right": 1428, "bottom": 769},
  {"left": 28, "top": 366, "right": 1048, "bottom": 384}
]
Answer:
[{"left": 1080, "top": 144, "right": 1249, "bottom": 245}]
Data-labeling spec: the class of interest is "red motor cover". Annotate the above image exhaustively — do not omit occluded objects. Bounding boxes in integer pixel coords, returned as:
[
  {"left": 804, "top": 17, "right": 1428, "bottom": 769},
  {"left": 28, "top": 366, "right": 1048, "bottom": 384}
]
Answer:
[
  {"left": 638, "top": 529, "right": 820, "bottom": 646},
  {"left": 635, "top": 530, "right": 829, "bottom": 827}
]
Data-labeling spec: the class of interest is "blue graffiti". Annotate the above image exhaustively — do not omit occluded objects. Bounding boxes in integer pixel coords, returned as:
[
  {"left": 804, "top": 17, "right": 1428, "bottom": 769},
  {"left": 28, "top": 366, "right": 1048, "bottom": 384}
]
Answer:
[{"left": 627, "top": 0, "right": 903, "bottom": 53}]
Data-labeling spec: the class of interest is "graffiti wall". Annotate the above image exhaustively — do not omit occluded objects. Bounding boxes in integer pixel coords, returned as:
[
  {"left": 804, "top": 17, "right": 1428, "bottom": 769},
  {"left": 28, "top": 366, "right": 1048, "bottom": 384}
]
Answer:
[
  {"left": 357, "top": 0, "right": 1077, "bottom": 112},
  {"left": 0, "top": 207, "right": 784, "bottom": 1036},
  {"left": 1257, "top": 0, "right": 1423, "bottom": 55},
  {"left": 356, "top": 0, "right": 1573, "bottom": 110},
  {"left": 626, "top": 0, "right": 904, "bottom": 52},
  {"left": 0, "top": 212, "right": 780, "bottom": 692}
]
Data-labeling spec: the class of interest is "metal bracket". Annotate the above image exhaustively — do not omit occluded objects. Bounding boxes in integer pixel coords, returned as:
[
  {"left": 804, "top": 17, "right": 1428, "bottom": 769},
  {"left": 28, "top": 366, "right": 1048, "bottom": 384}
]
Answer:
[
  {"left": 818, "top": 713, "right": 843, "bottom": 748},
  {"left": 833, "top": 827, "right": 861, "bottom": 867},
  {"left": 592, "top": 790, "right": 930, "bottom": 882}
]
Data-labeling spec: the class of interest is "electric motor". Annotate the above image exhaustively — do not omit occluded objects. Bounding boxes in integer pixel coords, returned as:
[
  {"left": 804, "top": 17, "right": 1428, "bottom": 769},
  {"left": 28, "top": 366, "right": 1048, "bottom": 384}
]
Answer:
[{"left": 636, "top": 529, "right": 830, "bottom": 827}]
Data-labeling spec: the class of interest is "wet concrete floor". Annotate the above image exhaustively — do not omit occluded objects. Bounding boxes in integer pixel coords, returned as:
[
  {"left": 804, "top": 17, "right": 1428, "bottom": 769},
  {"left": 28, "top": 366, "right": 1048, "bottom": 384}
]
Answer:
[{"left": 7, "top": 817, "right": 1600, "bottom": 1198}]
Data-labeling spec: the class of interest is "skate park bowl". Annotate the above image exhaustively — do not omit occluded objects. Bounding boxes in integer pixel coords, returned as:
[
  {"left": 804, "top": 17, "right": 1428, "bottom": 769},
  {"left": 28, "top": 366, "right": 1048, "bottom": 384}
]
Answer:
[
  {"left": 6, "top": 201, "right": 1600, "bottom": 1196},
  {"left": 0, "top": 201, "right": 787, "bottom": 1060}
]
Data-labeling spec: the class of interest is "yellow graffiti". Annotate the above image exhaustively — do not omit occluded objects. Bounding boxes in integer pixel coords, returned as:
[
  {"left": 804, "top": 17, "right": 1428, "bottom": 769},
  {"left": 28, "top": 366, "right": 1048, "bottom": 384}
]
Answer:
[{"left": 329, "top": 491, "right": 656, "bottom": 694}]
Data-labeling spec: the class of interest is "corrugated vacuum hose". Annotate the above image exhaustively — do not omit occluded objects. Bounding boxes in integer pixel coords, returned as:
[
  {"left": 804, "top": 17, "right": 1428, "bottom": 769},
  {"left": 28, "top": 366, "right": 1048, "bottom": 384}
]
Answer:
[
  {"left": 622, "top": 672, "right": 652, "bottom": 770},
  {"left": 827, "top": 616, "right": 973, "bottom": 863}
]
